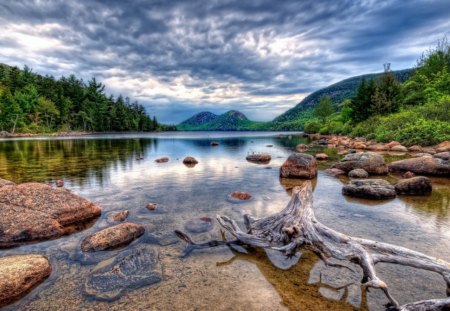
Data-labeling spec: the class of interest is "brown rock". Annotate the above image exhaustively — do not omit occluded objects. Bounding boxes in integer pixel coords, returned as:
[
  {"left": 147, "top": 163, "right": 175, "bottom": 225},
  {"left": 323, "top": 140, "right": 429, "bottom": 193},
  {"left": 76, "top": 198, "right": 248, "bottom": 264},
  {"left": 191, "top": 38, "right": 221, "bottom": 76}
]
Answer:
[
  {"left": 183, "top": 156, "right": 198, "bottom": 164},
  {"left": 324, "top": 168, "right": 346, "bottom": 176},
  {"left": 0, "top": 178, "right": 15, "bottom": 188},
  {"left": 155, "top": 157, "right": 169, "bottom": 163},
  {"left": 81, "top": 223, "right": 145, "bottom": 252},
  {"left": 434, "top": 152, "right": 450, "bottom": 161},
  {"left": 395, "top": 176, "right": 432, "bottom": 195},
  {"left": 315, "top": 153, "right": 328, "bottom": 161},
  {"left": 389, "top": 156, "right": 450, "bottom": 176},
  {"left": 0, "top": 182, "right": 101, "bottom": 247},
  {"left": 366, "top": 144, "right": 388, "bottom": 151},
  {"left": 55, "top": 179, "right": 64, "bottom": 187},
  {"left": 402, "top": 171, "right": 416, "bottom": 179},
  {"left": 408, "top": 145, "right": 423, "bottom": 152},
  {"left": 422, "top": 147, "right": 436, "bottom": 154},
  {"left": 146, "top": 203, "right": 157, "bottom": 210},
  {"left": 348, "top": 168, "right": 369, "bottom": 178},
  {"left": 296, "top": 144, "right": 308, "bottom": 151},
  {"left": 413, "top": 153, "right": 433, "bottom": 158},
  {"left": 386, "top": 141, "right": 401, "bottom": 149},
  {"left": 230, "top": 191, "right": 252, "bottom": 200},
  {"left": 280, "top": 153, "right": 317, "bottom": 179},
  {"left": 246, "top": 153, "right": 271, "bottom": 163},
  {"left": 435, "top": 141, "right": 450, "bottom": 153},
  {"left": 353, "top": 142, "right": 367, "bottom": 149},
  {"left": 0, "top": 254, "right": 52, "bottom": 308},
  {"left": 390, "top": 145, "right": 408, "bottom": 152},
  {"left": 332, "top": 152, "right": 389, "bottom": 175},
  {"left": 109, "top": 210, "right": 129, "bottom": 222}
]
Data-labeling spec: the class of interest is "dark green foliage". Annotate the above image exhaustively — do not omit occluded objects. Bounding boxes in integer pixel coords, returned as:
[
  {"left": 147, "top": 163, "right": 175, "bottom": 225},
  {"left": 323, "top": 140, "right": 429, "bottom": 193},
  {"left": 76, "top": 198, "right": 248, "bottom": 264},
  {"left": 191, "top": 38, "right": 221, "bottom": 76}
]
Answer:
[
  {"left": 349, "top": 78, "right": 376, "bottom": 122},
  {"left": 314, "top": 96, "right": 334, "bottom": 121},
  {"left": 0, "top": 63, "right": 163, "bottom": 133}
]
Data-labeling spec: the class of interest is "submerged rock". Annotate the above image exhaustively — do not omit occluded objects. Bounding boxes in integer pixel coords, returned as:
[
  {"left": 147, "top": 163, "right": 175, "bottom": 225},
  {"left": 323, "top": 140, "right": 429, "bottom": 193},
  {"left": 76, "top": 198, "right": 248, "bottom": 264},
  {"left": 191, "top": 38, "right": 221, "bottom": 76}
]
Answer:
[
  {"left": 108, "top": 210, "right": 129, "bottom": 223},
  {"left": 230, "top": 191, "right": 252, "bottom": 200},
  {"left": 184, "top": 217, "right": 214, "bottom": 233},
  {"left": 81, "top": 223, "right": 145, "bottom": 252},
  {"left": 84, "top": 247, "right": 162, "bottom": 301},
  {"left": 210, "top": 141, "right": 219, "bottom": 146},
  {"left": 155, "top": 157, "right": 169, "bottom": 163},
  {"left": 183, "top": 156, "right": 198, "bottom": 167},
  {"left": 280, "top": 153, "right": 317, "bottom": 179},
  {"left": 332, "top": 152, "right": 388, "bottom": 175},
  {"left": 348, "top": 168, "right": 369, "bottom": 178},
  {"left": 389, "top": 156, "right": 450, "bottom": 176},
  {"left": 246, "top": 153, "right": 271, "bottom": 163},
  {"left": 324, "top": 168, "right": 346, "bottom": 176},
  {"left": 146, "top": 202, "right": 157, "bottom": 210},
  {"left": 0, "top": 254, "right": 52, "bottom": 308},
  {"left": 395, "top": 176, "right": 432, "bottom": 195},
  {"left": 0, "top": 181, "right": 101, "bottom": 247},
  {"left": 343, "top": 179, "right": 396, "bottom": 200}
]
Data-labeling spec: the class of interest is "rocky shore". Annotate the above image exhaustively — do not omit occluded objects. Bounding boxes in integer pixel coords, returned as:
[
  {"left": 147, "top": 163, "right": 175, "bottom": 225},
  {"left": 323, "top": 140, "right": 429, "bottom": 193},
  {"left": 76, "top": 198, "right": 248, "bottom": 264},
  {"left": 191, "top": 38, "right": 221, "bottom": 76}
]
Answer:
[{"left": 0, "top": 131, "right": 96, "bottom": 138}]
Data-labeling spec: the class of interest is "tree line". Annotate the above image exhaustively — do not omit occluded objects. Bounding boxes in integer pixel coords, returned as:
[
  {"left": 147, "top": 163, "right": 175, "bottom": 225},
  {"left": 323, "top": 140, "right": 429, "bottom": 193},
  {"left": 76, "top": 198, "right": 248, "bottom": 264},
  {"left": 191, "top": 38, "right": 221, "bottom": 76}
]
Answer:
[
  {"left": 304, "top": 39, "right": 450, "bottom": 145},
  {"left": 0, "top": 64, "right": 174, "bottom": 133}
]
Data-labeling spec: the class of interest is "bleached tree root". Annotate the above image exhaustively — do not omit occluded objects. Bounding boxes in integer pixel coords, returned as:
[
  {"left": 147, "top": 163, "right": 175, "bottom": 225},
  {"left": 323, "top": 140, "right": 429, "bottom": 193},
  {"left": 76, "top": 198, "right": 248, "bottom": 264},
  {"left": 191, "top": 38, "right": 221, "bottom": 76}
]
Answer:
[{"left": 175, "top": 182, "right": 450, "bottom": 310}]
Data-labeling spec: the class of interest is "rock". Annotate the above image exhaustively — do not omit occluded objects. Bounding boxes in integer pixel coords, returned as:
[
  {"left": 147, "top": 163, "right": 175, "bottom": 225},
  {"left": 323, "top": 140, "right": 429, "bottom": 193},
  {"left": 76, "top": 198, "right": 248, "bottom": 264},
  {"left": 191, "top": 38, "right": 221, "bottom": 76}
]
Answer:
[
  {"left": 353, "top": 142, "right": 367, "bottom": 149},
  {"left": 246, "top": 153, "right": 271, "bottom": 163},
  {"left": 155, "top": 157, "right": 169, "bottom": 163},
  {"left": 0, "top": 181, "right": 101, "bottom": 247},
  {"left": 108, "top": 210, "right": 129, "bottom": 223},
  {"left": 413, "top": 153, "right": 433, "bottom": 158},
  {"left": 348, "top": 169, "right": 369, "bottom": 178},
  {"left": 296, "top": 144, "right": 308, "bottom": 151},
  {"left": 280, "top": 153, "right": 317, "bottom": 179},
  {"left": 402, "top": 171, "right": 416, "bottom": 179},
  {"left": 84, "top": 247, "right": 162, "bottom": 301},
  {"left": 434, "top": 152, "right": 450, "bottom": 161},
  {"left": 324, "top": 168, "right": 346, "bottom": 176},
  {"left": 0, "top": 178, "right": 15, "bottom": 188},
  {"left": 332, "top": 152, "right": 388, "bottom": 175},
  {"left": 230, "top": 191, "right": 252, "bottom": 200},
  {"left": 210, "top": 141, "right": 219, "bottom": 146},
  {"left": 435, "top": 141, "right": 450, "bottom": 153},
  {"left": 81, "top": 223, "right": 145, "bottom": 252},
  {"left": 315, "top": 153, "right": 328, "bottom": 161},
  {"left": 366, "top": 144, "right": 388, "bottom": 151},
  {"left": 183, "top": 156, "right": 198, "bottom": 167},
  {"left": 146, "top": 203, "right": 157, "bottom": 210},
  {"left": 389, "top": 157, "right": 450, "bottom": 176},
  {"left": 390, "top": 145, "right": 408, "bottom": 152},
  {"left": 408, "top": 145, "right": 423, "bottom": 152},
  {"left": 386, "top": 141, "right": 401, "bottom": 149},
  {"left": 184, "top": 217, "right": 214, "bottom": 233},
  {"left": 422, "top": 147, "right": 436, "bottom": 155},
  {"left": 395, "top": 176, "right": 432, "bottom": 195},
  {"left": 348, "top": 149, "right": 356, "bottom": 154},
  {"left": 55, "top": 179, "right": 64, "bottom": 187},
  {"left": 318, "top": 138, "right": 328, "bottom": 145},
  {"left": 342, "top": 179, "right": 396, "bottom": 200},
  {"left": 0, "top": 254, "right": 52, "bottom": 308},
  {"left": 266, "top": 144, "right": 273, "bottom": 147}
]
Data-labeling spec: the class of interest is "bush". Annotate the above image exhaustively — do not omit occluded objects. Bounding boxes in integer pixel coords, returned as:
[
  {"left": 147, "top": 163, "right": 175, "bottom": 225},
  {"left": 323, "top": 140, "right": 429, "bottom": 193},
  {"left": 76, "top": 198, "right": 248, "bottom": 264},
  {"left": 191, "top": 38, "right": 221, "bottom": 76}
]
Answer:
[{"left": 304, "top": 119, "right": 321, "bottom": 133}]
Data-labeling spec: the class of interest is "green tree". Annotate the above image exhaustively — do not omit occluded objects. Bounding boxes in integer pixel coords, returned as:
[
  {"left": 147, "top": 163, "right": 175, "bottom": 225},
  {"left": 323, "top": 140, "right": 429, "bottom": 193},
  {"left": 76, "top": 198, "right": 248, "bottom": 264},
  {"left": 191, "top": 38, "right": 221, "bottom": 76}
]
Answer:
[
  {"left": 350, "top": 78, "right": 376, "bottom": 122},
  {"left": 35, "top": 97, "right": 59, "bottom": 129},
  {"left": 370, "top": 66, "right": 401, "bottom": 115},
  {"left": 313, "top": 96, "right": 334, "bottom": 122}
]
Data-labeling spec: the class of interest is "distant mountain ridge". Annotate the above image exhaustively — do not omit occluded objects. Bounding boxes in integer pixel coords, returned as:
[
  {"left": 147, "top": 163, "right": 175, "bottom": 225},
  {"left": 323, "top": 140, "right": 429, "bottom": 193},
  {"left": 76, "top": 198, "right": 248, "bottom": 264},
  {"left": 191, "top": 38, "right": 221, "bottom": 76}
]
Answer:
[
  {"left": 274, "top": 68, "right": 413, "bottom": 123},
  {"left": 177, "top": 110, "right": 264, "bottom": 131}
]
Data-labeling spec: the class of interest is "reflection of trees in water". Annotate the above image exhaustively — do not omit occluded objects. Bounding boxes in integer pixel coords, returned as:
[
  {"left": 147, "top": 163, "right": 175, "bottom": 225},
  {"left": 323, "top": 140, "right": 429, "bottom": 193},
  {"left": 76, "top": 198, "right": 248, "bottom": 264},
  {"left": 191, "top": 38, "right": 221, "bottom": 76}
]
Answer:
[
  {"left": 0, "top": 138, "right": 156, "bottom": 185},
  {"left": 217, "top": 248, "right": 368, "bottom": 311}
]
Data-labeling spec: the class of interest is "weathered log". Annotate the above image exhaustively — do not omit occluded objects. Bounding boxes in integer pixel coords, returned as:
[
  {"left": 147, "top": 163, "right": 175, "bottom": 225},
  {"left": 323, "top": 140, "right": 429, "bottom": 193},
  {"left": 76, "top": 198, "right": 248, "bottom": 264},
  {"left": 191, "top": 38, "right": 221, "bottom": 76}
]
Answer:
[{"left": 175, "top": 182, "right": 450, "bottom": 310}]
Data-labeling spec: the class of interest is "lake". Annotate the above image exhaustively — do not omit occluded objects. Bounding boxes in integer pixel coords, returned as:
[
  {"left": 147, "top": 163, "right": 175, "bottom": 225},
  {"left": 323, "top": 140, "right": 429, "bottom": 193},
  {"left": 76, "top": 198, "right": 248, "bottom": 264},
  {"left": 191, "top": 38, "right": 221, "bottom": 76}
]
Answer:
[{"left": 0, "top": 132, "right": 449, "bottom": 311}]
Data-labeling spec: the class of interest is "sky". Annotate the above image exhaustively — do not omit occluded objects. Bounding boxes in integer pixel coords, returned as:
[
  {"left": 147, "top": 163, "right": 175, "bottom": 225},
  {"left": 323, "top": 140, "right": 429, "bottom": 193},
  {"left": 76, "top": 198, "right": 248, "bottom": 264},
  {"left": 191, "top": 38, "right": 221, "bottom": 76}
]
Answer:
[{"left": 1, "top": 0, "right": 449, "bottom": 124}]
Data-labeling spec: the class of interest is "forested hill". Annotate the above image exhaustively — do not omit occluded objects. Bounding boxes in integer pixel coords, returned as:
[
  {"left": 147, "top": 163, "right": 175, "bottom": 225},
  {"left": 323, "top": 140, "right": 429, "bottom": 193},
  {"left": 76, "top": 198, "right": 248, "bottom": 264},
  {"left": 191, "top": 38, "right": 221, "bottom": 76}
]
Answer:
[
  {"left": 177, "top": 110, "right": 266, "bottom": 130},
  {"left": 0, "top": 63, "right": 169, "bottom": 133},
  {"left": 274, "top": 68, "right": 413, "bottom": 123}
]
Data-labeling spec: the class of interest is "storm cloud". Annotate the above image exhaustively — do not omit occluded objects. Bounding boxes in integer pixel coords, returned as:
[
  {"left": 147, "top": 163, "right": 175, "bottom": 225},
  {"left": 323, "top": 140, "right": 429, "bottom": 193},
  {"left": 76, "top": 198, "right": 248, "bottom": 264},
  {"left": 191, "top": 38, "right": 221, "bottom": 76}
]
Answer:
[{"left": 1, "top": 0, "right": 449, "bottom": 123}]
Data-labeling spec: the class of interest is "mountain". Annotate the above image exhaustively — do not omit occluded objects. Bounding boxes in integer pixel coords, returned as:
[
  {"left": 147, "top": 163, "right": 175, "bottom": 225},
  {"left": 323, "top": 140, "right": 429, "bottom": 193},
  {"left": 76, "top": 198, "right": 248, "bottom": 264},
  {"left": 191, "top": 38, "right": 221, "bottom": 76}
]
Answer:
[
  {"left": 273, "top": 68, "right": 413, "bottom": 123},
  {"left": 177, "top": 110, "right": 265, "bottom": 131}
]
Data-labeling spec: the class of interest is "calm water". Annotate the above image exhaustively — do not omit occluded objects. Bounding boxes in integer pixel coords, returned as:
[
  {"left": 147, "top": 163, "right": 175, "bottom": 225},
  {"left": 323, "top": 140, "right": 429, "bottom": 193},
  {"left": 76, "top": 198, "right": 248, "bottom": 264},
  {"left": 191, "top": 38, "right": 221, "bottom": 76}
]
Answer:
[{"left": 0, "top": 132, "right": 449, "bottom": 311}]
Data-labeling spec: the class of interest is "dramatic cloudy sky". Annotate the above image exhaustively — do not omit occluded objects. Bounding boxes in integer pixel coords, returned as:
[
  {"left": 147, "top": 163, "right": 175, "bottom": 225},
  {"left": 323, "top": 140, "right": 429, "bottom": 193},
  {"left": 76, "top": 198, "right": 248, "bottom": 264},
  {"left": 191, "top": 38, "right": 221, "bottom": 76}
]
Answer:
[{"left": 1, "top": 0, "right": 449, "bottom": 123}]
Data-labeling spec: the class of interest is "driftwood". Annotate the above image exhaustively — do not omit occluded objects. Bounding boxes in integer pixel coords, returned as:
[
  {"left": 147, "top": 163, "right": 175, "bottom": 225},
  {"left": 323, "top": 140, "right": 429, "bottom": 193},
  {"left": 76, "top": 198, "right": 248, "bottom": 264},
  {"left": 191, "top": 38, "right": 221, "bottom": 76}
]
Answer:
[{"left": 175, "top": 182, "right": 450, "bottom": 310}]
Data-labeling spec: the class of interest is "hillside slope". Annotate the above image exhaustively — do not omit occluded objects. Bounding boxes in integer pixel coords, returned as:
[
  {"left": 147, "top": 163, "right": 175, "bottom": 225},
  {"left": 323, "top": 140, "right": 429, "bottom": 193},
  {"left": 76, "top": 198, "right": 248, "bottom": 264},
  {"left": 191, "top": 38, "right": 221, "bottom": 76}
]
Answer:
[{"left": 274, "top": 68, "right": 413, "bottom": 123}]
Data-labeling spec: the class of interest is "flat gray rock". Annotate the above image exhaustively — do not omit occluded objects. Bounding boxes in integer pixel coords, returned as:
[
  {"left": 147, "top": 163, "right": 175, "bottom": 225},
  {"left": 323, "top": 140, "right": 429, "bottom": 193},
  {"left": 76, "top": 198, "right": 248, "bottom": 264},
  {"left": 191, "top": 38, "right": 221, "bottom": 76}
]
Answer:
[{"left": 343, "top": 179, "right": 396, "bottom": 200}]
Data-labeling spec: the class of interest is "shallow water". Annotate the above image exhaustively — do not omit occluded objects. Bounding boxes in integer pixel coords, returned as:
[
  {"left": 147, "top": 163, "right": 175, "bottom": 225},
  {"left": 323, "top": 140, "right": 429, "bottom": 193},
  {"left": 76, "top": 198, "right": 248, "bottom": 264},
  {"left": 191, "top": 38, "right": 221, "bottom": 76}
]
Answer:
[{"left": 0, "top": 132, "right": 449, "bottom": 311}]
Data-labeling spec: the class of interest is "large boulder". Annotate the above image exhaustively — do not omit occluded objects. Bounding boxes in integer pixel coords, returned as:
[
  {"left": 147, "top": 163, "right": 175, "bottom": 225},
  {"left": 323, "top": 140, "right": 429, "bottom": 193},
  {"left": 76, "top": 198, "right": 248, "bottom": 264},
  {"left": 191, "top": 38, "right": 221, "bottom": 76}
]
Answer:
[
  {"left": 280, "top": 153, "right": 317, "bottom": 179},
  {"left": 342, "top": 179, "right": 396, "bottom": 200},
  {"left": 84, "top": 247, "right": 162, "bottom": 301},
  {"left": 0, "top": 181, "right": 101, "bottom": 247},
  {"left": 0, "top": 254, "right": 52, "bottom": 308},
  {"left": 81, "top": 223, "right": 145, "bottom": 252},
  {"left": 395, "top": 176, "right": 432, "bottom": 195},
  {"left": 332, "top": 152, "right": 389, "bottom": 175},
  {"left": 434, "top": 152, "right": 450, "bottom": 161},
  {"left": 389, "top": 156, "right": 450, "bottom": 176},
  {"left": 184, "top": 217, "right": 215, "bottom": 233}
]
